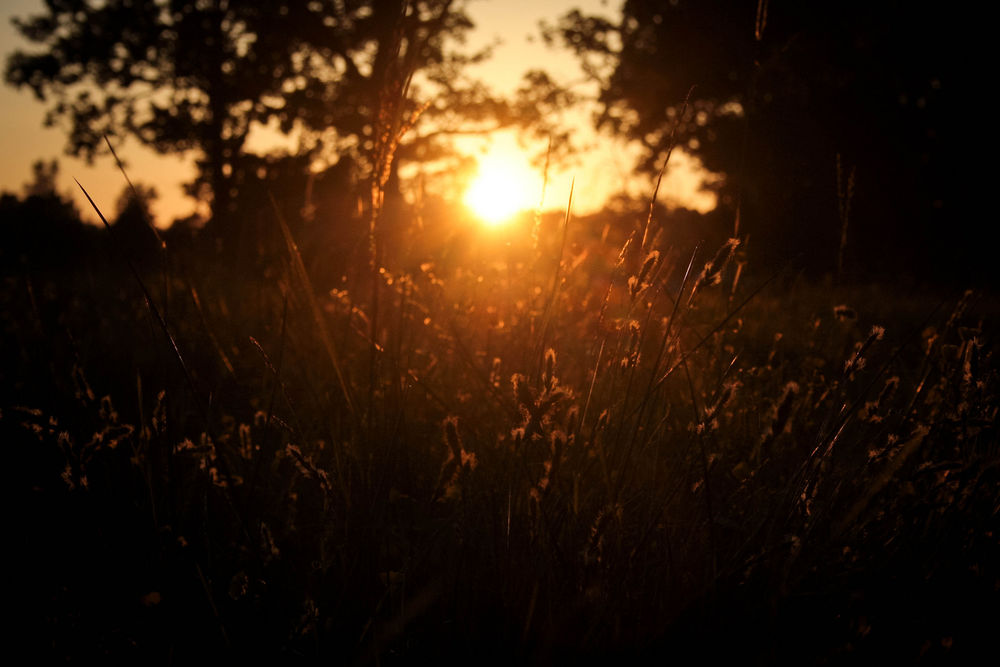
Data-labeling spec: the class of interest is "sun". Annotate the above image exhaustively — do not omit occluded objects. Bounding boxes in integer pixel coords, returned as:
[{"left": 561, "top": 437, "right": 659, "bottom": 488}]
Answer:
[{"left": 463, "top": 152, "right": 539, "bottom": 226}]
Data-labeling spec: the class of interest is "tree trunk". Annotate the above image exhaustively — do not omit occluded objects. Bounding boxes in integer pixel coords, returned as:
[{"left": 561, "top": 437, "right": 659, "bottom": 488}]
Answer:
[{"left": 203, "top": 2, "right": 236, "bottom": 250}]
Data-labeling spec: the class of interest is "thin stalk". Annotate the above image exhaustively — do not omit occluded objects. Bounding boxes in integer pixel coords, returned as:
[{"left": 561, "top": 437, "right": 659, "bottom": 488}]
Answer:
[
  {"left": 534, "top": 178, "right": 575, "bottom": 382},
  {"left": 269, "top": 194, "right": 356, "bottom": 420}
]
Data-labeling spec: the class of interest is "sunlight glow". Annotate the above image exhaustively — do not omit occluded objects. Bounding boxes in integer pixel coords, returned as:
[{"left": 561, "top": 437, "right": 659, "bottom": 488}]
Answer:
[{"left": 463, "top": 152, "right": 539, "bottom": 226}]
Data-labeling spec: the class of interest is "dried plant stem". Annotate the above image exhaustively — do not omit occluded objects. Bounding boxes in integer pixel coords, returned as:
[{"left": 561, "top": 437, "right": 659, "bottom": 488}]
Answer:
[
  {"left": 269, "top": 194, "right": 356, "bottom": 420},
  {"left": 535, "top": 178, "right": 574, "bottom": 382}
]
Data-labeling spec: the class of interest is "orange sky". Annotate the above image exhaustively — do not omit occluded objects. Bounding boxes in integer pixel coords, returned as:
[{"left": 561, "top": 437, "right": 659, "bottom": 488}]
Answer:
[{"left": 0, "top": 0, "right": 714, "bottom": 227}]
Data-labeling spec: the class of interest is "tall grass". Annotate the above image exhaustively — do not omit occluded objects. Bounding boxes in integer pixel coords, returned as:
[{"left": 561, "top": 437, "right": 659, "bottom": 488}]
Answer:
[{"left": 6, "top": 124, "right": 998, "bottom": 665}]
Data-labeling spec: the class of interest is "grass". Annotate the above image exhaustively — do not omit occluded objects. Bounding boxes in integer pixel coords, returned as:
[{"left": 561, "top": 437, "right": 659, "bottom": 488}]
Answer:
[{"left": 4, "top": 165, "right": 998, "bottom": 664}]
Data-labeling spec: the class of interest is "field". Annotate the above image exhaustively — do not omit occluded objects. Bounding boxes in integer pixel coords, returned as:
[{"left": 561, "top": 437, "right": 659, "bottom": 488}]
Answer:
[{"left": 4, "top": 192, "right": 998, "bottom": 663}]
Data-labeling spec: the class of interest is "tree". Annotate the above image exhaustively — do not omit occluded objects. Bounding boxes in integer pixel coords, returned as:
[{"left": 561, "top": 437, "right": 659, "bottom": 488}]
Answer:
[
  {"left": 1, "top": 160, "right": 92, "bottom": 269},
  {"left": 112, "top": 182, "right": 161, "bottom": 259},
  {"left": 6, "top": 0, "right": 490, "bottom": 243},
  {"left": 551, "top": 1, "right": 975, "bottom": 279}
]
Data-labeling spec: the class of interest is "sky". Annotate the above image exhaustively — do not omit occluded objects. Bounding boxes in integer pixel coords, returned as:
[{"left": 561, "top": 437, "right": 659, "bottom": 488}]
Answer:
[{"left": 0, "top": 0, "right": 713, "bottom": 227}]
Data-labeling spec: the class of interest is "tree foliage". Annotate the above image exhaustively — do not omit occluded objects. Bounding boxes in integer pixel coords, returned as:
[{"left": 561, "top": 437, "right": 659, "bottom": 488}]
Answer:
[
  {"left": 551, "top": 0, "right": 973, "bottom": 278},
  {"left": 5, "top": 0, "right": 494, "bottom": 236}
]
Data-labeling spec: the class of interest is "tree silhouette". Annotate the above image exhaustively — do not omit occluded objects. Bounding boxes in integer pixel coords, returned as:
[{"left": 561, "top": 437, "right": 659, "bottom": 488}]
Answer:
[
  {"left": 6, "top": 0, "right": 489, "bottom": 245},
  {"left": 551, "top": 1, "right": 972, "bottom": 279},
  {"left": 1, "top": 160, "right": 92, "bottom": 270},
  {"left": 111, "top": 183, "right": 161, "bottom": 260}
]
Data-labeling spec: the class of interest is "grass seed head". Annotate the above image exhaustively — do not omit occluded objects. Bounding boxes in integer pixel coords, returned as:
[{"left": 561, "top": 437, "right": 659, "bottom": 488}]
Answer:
[
  {"left": 689, "top": 237, "right": 740, "bottom": 304},
  {"left": 834, "top": 304, "right": 858, "bottom": 322},
  {"left": 543, "top": 348, "right": 558, "bottom": 391}
]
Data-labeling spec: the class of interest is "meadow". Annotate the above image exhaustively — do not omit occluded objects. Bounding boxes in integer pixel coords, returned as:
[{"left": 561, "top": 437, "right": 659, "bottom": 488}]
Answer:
[{"left": 4, "top": 179, "right": 998, "bottom": 663}]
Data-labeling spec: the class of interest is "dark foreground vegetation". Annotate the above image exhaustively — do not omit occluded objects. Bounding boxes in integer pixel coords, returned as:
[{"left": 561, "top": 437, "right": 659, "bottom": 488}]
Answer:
[
  {"left": 3, "top": 183, "right": 997, "bottom": 664},
  {"left": 3, "top": 0, "right": 996, "bottom": 662}
]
